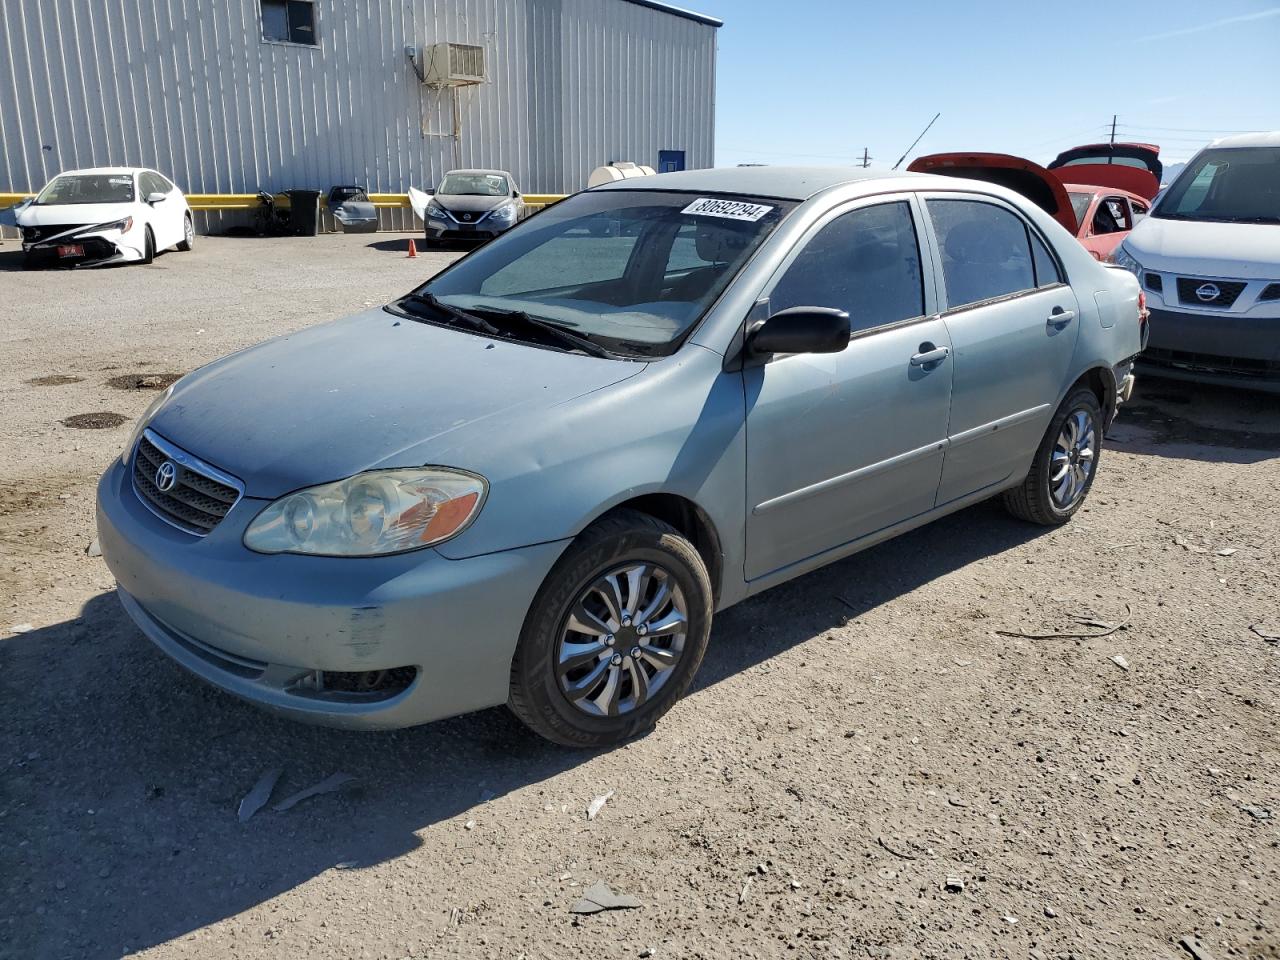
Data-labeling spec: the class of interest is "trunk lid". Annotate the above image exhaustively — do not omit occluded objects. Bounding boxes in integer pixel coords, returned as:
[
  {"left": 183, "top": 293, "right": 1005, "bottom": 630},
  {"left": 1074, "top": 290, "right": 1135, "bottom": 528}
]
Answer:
[
  {"left": 1048, "top": 142, "right": 1162, "bottom": 200},
  {"left": 908, "top": 152, "right": 1079, "bottom": 233}
]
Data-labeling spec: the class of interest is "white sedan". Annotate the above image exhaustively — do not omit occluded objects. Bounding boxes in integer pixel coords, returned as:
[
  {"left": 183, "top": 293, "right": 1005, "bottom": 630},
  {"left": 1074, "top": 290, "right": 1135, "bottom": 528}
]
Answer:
[{"left": 15, "top": 167, "right": 194, "bottom": 268}]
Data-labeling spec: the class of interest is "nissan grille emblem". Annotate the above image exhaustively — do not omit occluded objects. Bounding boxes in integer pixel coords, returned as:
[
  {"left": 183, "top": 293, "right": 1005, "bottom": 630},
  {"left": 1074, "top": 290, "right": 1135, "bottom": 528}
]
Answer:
[
  {"left": 462, "top": 212, "right": 472, "bottom": 221},
  {"left": 155, "top": 460, "right": 177, "bottom": 492},
  {"left": 1195, "top": 282, "right": 1221, "bottom": 302}
]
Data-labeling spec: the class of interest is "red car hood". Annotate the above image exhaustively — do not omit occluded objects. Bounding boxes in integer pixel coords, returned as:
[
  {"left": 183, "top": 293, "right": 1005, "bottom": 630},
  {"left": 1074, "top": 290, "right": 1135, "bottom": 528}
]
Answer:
[
  {"left": 908, "top": 152, "right": 1078, "bottom": 233},
  {"left": 1048, "top": 143, "right": 1162, "bottom": 201}
]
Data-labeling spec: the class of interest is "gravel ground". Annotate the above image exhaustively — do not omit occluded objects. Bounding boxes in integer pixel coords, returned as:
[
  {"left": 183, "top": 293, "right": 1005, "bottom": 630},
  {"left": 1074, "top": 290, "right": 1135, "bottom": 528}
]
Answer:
[{"left": 1, "top": 234, "right": 1277, "bottom": 960}]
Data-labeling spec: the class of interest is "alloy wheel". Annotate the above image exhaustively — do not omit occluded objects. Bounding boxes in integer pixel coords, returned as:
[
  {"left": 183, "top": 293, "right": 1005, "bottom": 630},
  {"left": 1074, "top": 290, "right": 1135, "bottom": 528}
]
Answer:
[
  {"left": 1049, "top": 408, "right": 1096, "bottom": 509},
  {"left": 556, "top": 562, "right": 688, "bottom": 718}
]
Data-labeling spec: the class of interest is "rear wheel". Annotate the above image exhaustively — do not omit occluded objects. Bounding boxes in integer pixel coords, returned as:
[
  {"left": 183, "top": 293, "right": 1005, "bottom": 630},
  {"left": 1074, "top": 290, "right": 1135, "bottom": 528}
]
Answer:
[
  {"left": 141, "top": 226, "right": 155, "bottom": 265},
  {"left": 508, "top": 509, "right": 713, "bottom": 748},
  {"left": 177, "top": 214, "right": 194, "bottom": 251},
  {"left": 1003, "top": 386, "right": 1102, "bottom": 525}
]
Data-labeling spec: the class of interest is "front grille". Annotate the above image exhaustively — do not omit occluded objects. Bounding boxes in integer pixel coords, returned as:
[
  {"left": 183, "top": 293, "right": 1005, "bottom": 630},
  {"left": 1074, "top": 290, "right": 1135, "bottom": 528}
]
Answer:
[
  {"left": 23, "top": 224, "right": 88, "bottom": 244},
  {"left": 1143, "top": 273, "right": 1163, "bottom": 293},
  {"left": 1260, "top": 283, "right": 1280, "bottom": 302},
  {"left": 1143, "top": 347, "right": 1280, "bottom": 379},
  {"left": 1176, "top": 277, "right": 1246, "bottom": 308},
  {"left": 131, "top": 432, "right": 242, "bottom": 535}
]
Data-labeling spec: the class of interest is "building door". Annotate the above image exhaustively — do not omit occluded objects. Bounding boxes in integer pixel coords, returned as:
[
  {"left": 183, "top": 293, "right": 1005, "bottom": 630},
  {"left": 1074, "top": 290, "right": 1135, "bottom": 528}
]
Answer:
[{"left": 658, "top": 150, "right": 686, "bottom": 173}]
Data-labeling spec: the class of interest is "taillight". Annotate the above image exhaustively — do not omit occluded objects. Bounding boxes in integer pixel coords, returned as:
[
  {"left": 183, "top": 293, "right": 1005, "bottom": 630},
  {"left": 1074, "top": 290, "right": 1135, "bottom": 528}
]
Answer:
[{"left": 1137, "top": 291, "right": 1149, "bottom": 343}]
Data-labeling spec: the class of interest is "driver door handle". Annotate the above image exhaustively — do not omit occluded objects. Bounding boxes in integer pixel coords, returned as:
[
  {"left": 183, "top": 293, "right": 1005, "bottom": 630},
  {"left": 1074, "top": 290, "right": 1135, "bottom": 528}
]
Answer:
[
  {"left": 909, "top": 345, "right": 950, "bottom": 367},
  {"left": 1048, "top": 308, "right": 1075, "bottom": 329}
]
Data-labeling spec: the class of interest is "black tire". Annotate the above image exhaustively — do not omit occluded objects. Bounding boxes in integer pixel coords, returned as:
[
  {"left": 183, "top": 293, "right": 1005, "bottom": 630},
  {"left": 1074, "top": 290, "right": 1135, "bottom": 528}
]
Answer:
[
  {"left": 141, "top": 226, "right": 155, "bottom": 265},
  {"left": 177, "top": 214, "right": 194, "bottom": 251},
  {"left": 508, "top": 509, "right": 713, "bottom": 748},
  {"left": 22, "top": 252, "right": 39, "bottom": 271},
  {"left": 1003, "top": 386, "right": 1103, "bottom": 526}
]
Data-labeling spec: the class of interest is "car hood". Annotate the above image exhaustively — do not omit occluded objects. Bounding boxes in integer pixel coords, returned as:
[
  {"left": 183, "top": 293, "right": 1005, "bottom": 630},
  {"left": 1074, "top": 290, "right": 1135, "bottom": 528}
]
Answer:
[
  {"left": 16, "top": 202, "right": 136, "bottom": 227},
  {"left": 433, "top": 193, "right": 512, "bottom": 213},
  {"left": 147, "top": 309, "right": 644, "bottom": 498},
  {"left": 907, "top": 152, "right": 1078, "bottom": 233},
  {"left": 1124, "top": 216, "right": 1280, "bottom": 279}
]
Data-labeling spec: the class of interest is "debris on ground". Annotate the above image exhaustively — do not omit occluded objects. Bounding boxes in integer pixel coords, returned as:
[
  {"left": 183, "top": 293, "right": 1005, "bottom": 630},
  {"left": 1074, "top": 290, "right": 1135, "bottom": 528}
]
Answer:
[
  {"left": 995, "top": 603, "right": 1132, "bottom": 640},
  {"left": 9, "top": 623, "right": 34, "bottom": 634},
  {"left": 738, "top": 876, "right": 753, "bottom": 905},
  {"left": 1110, "top": 654, "right": 1131, "bottom": 672},
  {"left": 1249, "top": 624, "right": 1279, "bottom": 644},
  {"left": 61, "top": 412, "right": 128, "bottom": 429},
  {"left": 1215, "top": 547, "right": 1237, "bottom": 557},
  {"left": 238, "top": 767, "right": 283, "bottom": 823},
  {"left": 586, "top": 790, "right": 614, "bottom": 820},
  {"left": 464, "top": 819, "right": 476, "bottom": 831},
  {"left": 1179, "top": 935, "right": 1217, "bottom": 960},
  {"left": 943, "top": 876, "right": 964, "bottom": 893},
  {"left": 569, "top": 880, "right": 642, "bottom": 914},
  {"left": 877, "top": 836, "right": 916, "bottom": 860},
  {"left": 272, "top": 772, "right": 356, "bottom": 812},
  {"left": 1240, "top": 804, "right": 1272, "bottom": 822},
  {"left": 1174, "top": 535, "right": 1209, "bottom": 554},
  {"left": 84, "top": 539, "right": 101, "bottom": 557}
]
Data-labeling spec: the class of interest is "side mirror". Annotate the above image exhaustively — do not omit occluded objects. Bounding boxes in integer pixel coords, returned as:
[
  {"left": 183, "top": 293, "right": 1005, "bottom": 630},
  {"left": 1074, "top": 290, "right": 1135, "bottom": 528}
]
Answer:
[
  {"left": 748, "top": 306, "right": 850, "bottom": 356},
  {"left": 146, "top": 192, "right": 167, "bottom": 204}
]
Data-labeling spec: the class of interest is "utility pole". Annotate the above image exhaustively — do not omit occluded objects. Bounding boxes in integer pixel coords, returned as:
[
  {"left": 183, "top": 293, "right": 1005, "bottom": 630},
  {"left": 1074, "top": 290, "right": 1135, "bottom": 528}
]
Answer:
[{"left": 859, "top": 147, "right": 871, "bottom": 168}]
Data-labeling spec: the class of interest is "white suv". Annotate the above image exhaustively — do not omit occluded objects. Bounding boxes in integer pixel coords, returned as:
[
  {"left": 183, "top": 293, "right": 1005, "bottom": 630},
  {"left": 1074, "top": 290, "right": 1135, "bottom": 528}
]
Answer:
[{"left": 1113, "top": 132, "right": 1280, "bottom": 392}]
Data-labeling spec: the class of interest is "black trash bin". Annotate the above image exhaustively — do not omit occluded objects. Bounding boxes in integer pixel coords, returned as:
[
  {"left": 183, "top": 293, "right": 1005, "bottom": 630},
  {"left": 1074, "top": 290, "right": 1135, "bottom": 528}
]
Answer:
[{"left": 284, "top": 189, "right": 321, "bottom": 236}]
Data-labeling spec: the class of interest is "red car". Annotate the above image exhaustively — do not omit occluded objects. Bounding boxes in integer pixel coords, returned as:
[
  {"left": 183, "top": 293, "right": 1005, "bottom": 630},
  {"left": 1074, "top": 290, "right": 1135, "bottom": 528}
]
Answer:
[{"left": 909, "top": 143, "right": 1161, "bottom": 261}]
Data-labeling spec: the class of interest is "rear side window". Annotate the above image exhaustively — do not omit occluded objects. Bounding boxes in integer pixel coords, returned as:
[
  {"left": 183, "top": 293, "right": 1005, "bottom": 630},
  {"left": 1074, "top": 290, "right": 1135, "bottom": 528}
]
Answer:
[
  {"left": 769, "top": 201, "right": 924, "bottom": 335},
  {"left": 927, "top": 199, "right": 1036, "bottom": 309},
  {"left": 1029, "top": 230, "right": 1063, "bottom": 287}
]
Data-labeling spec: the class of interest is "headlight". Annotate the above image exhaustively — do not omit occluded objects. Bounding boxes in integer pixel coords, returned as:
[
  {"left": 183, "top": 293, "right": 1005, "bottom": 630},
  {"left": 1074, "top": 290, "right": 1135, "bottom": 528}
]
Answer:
[
  {"left": 426, "top": 200, "right": 448, "bottom": 221},
  {"left": 490, "top": 202, "right": 516, "bottom": 223},
  {"left": 120, "top": 385, "right": 174, "bottom": 464},
  {"left": 1111, "top": 244, "right": 1142, "bottom": 277},
  {"left": 96, "top": 216, "right": 133, "bottom": 234},
  {"left": 243, "top": 467, "right": 487, "bottom": 556}
]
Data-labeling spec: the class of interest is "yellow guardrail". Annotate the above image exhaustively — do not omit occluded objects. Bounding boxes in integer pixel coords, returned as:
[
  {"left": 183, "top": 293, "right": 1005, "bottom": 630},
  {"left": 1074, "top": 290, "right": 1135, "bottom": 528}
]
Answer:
[{"left": 4, "top": 191, "right": 567, "bottom": 215}]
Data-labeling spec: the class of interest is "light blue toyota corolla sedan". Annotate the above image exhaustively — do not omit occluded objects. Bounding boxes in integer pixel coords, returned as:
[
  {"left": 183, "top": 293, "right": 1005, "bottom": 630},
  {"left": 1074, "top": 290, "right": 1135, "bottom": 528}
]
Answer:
[{"left": 97, "top": 167, "right": 1145, "bottom": 747}]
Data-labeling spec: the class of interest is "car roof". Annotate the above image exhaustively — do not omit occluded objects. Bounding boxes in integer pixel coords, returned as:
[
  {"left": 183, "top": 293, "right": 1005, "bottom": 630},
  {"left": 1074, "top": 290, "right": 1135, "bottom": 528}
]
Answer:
[
  {"left": 53, "top": 167, "right": 147, "bottom": 177},
  {"left": 591, "top": 165, "right": 933, "bottom": 201},
  {"left": 443, "top": 169, "right": 514, "bottom": 178},
  {"left": 1210, "top": 131, "right": 1280, "bottom": 149}
]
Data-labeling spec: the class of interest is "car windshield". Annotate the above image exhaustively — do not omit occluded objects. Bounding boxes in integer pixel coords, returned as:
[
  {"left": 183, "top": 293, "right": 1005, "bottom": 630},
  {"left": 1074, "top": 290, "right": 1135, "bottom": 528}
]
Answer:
[
  {"left": 439, "top": 173, "right": 510, "bottom": 197},
  {"left": 35, "top": 173, "right": 135, "bottom": 205},
  {"left": 1068, "top": 192, "right": 1093, "bottom": 229},
  {"left": 1154, "top": 147, "right": 1280, "bottom": 224},
  {"left": 415, "top": 190, "right": 795, "bottom": 356}
]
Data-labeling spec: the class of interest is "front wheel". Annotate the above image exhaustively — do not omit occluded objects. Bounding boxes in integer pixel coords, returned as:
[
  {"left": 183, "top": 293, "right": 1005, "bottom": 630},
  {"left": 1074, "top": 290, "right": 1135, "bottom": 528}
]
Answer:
[
  {"left": 1003, "top": 386, "right": 1103, "bottom": 525},
  {"left": 177, "top": 214, "right": 194, "bottom": 251},
  {"left": 141, "top": 226, "right": 155, "bottom": 265},
  {"left": 508, "top": 510, "right": 713, "bottom": 748}
]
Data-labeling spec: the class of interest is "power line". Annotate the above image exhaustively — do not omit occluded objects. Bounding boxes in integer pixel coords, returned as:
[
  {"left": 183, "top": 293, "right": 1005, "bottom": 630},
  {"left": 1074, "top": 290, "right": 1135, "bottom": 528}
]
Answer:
[{"left": 1116, "top": 123, "right": 1269, "bottom": 134}]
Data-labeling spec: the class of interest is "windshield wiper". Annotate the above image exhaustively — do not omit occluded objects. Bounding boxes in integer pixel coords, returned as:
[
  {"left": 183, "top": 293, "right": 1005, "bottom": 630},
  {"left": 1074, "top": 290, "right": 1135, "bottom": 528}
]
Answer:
[
  {"left": 467, "top": 306, "right": 613, "bottom": 358},
  {"left": 398, "top": 292, "right": 499, "bottom": 335}
]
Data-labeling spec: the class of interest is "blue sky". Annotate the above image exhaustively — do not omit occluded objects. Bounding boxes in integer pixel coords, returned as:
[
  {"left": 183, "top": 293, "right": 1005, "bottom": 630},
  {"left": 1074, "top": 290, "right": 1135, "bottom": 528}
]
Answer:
[{"left": 706, "top": 0, "right": 1280, "bottom": 169}]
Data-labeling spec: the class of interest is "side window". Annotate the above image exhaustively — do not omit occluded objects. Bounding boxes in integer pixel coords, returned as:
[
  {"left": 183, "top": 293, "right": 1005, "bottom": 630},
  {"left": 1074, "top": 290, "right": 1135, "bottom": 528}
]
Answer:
[
  {"left": 261, "top": 0, "right": 317, "bottom": 45},
  {"left": 1029, "top": 230, "right": 1063, "bottom": 287},
  {"left": 139, "top": 172, "right": 163, "bottom": 197},
  {"left": 1093, "top": 197, "right": 1131, "bottom": 235},
  {"left": 927, "top": 199, "right": 1036, "bottom": 309},
  {"left": 769, "top": 201, "right": 924, "bottom": 335}
]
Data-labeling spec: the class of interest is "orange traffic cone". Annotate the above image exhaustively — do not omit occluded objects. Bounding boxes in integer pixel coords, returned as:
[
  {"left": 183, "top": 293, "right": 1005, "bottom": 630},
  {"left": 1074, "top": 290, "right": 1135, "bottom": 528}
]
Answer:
[{"left": 407, "top": 238, "right": 418, "bottom": 258}]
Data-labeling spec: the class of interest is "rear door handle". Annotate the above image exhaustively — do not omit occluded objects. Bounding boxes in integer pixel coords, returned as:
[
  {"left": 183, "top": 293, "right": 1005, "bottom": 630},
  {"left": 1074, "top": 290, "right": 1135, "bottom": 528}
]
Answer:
[
  {"left": 1048, "top": 308, "right": 1075, "bottom": 329},
  {"left": 909, "top": 345, "right": 950, "bottom": 367}
]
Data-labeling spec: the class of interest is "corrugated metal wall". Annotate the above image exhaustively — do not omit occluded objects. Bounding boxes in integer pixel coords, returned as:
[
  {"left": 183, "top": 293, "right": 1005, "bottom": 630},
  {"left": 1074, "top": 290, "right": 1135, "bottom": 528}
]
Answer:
[{"left": 0, "top": 0, "right": 716, "bottom": 205}]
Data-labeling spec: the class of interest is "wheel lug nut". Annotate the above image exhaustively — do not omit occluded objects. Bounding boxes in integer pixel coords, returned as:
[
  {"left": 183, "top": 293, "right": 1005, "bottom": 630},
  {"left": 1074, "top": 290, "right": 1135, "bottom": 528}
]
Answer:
[
  {"left": 630, "top": 646, "right": 641, "bottom": 658},
  {"left": 605, "top": 635, "right": 615, "bottom": 647},
  {"left": 610, "top": 653, "right": 622, "bottom": 666},
  {"left": 621, "top": 615, "right": 631, "bottom": 627},
  {"left": 636, "top": 624, "right": 648, "bottom": 636}
]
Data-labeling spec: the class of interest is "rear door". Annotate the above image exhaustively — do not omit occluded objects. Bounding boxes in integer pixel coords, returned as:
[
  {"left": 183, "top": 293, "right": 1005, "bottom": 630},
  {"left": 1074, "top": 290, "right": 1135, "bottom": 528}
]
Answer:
[
  {"left": 919, "top": 194, "right": 1081, "bottom": 505},
  {"left": 743, "top": 195, "right": 953, "bottom": 580}
]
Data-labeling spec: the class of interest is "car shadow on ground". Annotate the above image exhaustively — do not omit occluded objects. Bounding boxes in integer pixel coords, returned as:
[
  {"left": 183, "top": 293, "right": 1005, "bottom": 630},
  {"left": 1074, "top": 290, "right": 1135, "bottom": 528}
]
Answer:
[
  {"left": 0, "top": 248, "right": 28, "bottom": 271},
  {"left": 3, "top": 500, "right": 1049, "bottom": 958},
  {"left": 1107, "top": 376, "right": 1280, "bottom": 464}
]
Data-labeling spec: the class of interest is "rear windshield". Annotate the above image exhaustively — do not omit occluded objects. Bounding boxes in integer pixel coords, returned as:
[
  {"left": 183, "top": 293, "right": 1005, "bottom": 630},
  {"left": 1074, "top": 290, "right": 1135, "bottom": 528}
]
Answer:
[
  {"left": 439, "top": 173, "right": 510, "bottom": 197},
  {"left": 1154, "top": 147, "right": 1280, "bottom": 224},
  {"left": 1068, "top": 192, "right": 1093, "bottom": 228},
  {"left": 419, "top": 190, "right": 795, "bottom": 355},
  {"left": 36, "top": 173, "right": 135, "bottom": 205}
]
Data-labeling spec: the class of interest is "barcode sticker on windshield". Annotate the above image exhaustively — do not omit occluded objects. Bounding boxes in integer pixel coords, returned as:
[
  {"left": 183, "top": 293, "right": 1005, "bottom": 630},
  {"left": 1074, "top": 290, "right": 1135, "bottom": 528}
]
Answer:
[{"left": 682, "top": 198, "right": 774, "bottom": 222}]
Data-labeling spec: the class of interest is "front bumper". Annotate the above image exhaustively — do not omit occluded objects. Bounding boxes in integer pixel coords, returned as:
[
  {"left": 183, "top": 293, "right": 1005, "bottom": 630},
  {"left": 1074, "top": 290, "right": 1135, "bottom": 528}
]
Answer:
[
  {"left": 1140, "top": 305, "right": 1280, "bottom": 391},
  {"left": 425, "top": 216, "right": 511, "bottom": 242},
  {"left": 96, "top": 458, "right": 567, "bottom": 729},
  {"left": 23, "top": 233, "right": 141, "bottom": 267}
]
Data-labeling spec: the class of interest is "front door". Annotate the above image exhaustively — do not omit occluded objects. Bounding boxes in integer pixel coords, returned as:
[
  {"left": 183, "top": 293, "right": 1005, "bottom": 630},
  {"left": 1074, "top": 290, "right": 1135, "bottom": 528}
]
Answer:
[
  {"left": 744, "top": 197, "right": 953, "bottom": 581},
  {"left": 920, "top": 195, "right": 1082, "bottom": 505}
]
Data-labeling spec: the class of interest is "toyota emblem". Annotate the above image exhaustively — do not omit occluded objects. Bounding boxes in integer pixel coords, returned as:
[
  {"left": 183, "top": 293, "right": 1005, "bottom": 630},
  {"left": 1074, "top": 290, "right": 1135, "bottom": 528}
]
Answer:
[
  {"left": 1195, "top": 282, "right": 1221, "bottom": 302},
  {"left": 155, "top": 460, "right": 177, "bottom": 492}
]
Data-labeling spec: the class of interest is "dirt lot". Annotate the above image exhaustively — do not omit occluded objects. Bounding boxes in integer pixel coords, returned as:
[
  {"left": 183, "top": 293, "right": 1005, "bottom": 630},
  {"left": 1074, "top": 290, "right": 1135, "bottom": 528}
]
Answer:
[{"left": 1, "top": 234, "right": 1277, "bottom": 960}]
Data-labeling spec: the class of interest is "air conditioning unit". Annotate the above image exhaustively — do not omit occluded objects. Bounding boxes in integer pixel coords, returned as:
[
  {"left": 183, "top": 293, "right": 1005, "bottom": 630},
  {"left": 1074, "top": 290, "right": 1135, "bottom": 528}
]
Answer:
[{"left": 421, "top": 42, "right": 486, "bottom": 86}]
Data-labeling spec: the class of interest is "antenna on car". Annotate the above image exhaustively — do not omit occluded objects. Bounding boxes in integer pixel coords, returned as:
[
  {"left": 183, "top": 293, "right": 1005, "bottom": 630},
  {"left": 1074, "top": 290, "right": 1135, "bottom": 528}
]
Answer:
[{"left": 891, "top": 112, "right": 942, "bottom": 170}]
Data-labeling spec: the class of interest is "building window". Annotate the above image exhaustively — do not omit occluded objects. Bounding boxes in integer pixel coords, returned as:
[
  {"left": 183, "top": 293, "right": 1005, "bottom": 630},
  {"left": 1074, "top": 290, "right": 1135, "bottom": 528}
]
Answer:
[{"left": 261, "top": 0, "right": 316, "bottom": 46}]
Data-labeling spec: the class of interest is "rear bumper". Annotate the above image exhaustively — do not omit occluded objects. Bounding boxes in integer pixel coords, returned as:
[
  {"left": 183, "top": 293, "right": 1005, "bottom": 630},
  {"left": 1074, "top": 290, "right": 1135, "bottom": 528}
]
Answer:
[{"left": 95, "top": 458, "right": 568, "bottom": 729}]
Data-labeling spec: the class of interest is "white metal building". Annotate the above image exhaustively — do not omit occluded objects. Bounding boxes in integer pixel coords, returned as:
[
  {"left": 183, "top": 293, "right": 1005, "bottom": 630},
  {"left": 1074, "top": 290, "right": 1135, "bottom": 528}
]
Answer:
[{"left": 0, "top": 0, "right": 719, "bottom": 208}]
